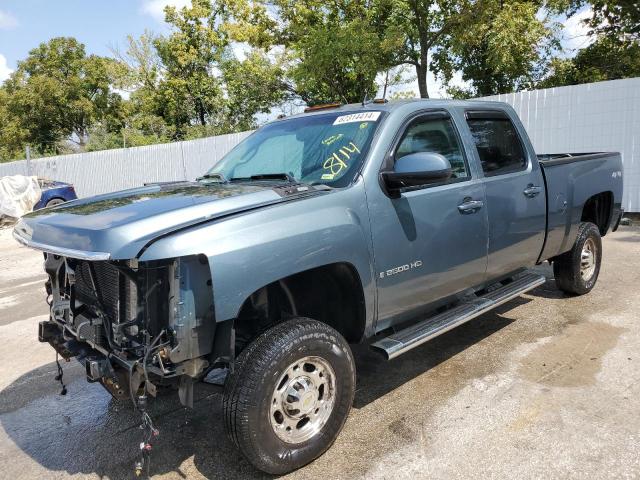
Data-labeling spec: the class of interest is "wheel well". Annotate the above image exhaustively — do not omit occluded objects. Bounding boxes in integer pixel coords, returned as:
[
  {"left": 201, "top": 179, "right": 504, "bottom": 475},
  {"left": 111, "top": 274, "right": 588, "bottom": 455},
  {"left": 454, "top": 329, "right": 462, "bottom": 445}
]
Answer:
[
  {"left": 581, "top": 191, "right": 613, "bottom": 236},
  {"left": 234, "top": 263, "right": 366, "bottom": 353}
]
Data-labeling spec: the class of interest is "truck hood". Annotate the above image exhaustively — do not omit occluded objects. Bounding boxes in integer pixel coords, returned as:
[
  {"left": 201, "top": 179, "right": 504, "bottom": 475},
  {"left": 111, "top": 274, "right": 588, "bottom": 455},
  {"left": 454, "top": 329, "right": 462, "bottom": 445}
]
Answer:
[{"left": 14, "top": 181, "right": 321, "bottom": 260}]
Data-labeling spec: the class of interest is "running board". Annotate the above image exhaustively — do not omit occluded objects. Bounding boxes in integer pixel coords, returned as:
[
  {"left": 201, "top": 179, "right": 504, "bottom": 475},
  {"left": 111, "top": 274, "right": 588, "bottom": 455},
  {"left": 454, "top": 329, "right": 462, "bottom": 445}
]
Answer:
[{"left": 371, "top": 272, "right": 546, "bottom": 360}]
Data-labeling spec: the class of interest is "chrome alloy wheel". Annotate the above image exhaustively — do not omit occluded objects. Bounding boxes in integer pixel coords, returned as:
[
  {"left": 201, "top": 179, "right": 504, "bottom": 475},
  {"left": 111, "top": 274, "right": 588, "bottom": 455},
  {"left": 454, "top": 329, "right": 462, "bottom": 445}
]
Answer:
[
  {"left": 580, "top": 237, "right": 597, "bottom": 281},
  {"left": 269, "top": 356, "right": 336, "bottom": 443}
]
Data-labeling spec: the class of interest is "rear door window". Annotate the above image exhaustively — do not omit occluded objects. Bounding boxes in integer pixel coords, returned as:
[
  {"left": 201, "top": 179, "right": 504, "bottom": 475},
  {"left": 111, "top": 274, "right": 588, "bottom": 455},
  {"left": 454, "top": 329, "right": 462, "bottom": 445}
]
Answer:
[{"left": 466, "top": 112, "right": 527, "bottom": 176}]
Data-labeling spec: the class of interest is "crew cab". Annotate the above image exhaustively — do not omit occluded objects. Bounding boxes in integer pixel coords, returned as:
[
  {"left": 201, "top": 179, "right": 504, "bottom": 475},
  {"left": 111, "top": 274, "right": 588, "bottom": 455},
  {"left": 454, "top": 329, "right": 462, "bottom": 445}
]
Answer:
[{"left": 13, "top": 100, "right": 623, "bottom": 474}]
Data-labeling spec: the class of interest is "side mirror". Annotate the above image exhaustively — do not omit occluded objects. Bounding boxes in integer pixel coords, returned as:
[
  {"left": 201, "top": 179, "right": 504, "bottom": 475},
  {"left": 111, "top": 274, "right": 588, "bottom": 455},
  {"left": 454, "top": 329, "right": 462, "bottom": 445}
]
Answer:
[{"left": 381, "top": 152, "right": 452, "bottom": 197}]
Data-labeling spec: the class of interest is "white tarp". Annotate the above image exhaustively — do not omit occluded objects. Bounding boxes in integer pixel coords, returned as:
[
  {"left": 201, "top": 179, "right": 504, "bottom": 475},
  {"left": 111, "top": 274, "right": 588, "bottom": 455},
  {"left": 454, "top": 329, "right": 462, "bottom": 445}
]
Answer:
[{"left": 0, "top": 175, "right": 41, "bottom": 220}]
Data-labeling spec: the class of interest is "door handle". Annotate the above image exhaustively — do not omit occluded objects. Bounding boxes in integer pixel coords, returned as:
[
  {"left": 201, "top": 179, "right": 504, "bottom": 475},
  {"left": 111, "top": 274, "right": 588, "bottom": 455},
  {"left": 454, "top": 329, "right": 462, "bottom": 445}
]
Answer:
[
  {"left": 523, "top": 184, "right": 542, "bottom": 198},
  {"left": 458, "top": 198, "right": 484, "bottom": 214}
]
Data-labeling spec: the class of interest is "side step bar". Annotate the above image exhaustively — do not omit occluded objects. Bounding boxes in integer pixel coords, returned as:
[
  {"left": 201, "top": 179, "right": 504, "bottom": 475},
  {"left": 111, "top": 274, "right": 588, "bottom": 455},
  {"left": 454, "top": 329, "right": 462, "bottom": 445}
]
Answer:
[{"left": 371, "top": 272, "right": 546, "bottom": 360}]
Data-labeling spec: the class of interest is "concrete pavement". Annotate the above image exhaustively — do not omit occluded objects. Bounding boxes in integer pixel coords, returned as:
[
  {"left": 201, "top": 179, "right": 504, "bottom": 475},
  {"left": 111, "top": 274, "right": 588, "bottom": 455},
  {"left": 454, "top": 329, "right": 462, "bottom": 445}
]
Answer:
[{"left": 0, "top": 225, "right": 638, "bottom": 479}]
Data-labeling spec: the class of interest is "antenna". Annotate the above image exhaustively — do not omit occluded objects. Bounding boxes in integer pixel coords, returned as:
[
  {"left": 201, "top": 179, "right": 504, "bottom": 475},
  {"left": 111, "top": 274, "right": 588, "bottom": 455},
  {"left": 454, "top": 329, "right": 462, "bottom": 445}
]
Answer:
[{"left": 362, "top": 92, "right": 370, "bottom": 107}]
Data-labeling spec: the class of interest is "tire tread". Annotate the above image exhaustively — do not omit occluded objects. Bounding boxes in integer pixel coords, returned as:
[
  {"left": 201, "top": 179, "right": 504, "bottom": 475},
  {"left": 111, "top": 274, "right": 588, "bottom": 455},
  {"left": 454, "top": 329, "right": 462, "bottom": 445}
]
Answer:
[
  {"left": 553, "top": 221, "right": 602, "bottom": 295},
  {"left": 223, "top": 317, "right": 355, "bottom": 474}
]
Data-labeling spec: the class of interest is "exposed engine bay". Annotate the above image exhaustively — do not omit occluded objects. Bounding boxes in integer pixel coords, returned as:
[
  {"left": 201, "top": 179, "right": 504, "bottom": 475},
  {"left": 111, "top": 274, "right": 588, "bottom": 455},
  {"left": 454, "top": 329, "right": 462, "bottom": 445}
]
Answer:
[{"left": 39, "top": 252, "right": 220, "bottom": 407}]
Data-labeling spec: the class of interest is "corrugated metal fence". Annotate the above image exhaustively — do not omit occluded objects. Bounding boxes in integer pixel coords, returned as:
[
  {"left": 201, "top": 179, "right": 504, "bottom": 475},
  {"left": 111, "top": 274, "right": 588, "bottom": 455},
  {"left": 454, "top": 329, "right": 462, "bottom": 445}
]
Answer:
[
  {"left": 0, "top": 131, "right": 251, "bottom": 198},
  {"left": 480, "top": 77, "right": 640, "bottom": 212}
]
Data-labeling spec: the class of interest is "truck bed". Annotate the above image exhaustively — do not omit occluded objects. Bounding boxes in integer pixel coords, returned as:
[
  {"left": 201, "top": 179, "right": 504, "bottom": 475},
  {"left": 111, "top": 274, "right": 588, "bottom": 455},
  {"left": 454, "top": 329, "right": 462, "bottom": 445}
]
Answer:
[
  {"left": 538, "top": 151, "right": 623, "bottom": 262},
  {"left": 537, "top": 152, "right": 618, "bottom": 167}
]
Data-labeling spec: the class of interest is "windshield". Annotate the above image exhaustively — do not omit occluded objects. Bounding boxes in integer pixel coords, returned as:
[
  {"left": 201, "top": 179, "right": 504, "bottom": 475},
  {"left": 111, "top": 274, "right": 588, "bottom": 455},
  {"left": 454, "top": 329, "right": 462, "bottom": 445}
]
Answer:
[{"left": 207, "top": 111, "right": 384, "bottom": 187}]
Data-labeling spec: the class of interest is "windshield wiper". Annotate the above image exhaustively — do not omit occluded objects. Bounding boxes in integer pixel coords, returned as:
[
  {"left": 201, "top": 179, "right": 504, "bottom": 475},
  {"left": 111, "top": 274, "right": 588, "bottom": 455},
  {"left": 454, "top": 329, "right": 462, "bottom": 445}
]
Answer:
[
  {"left": 196, "top": 173, "right": 228, "bottom": 183},
  {"left": 229, "top": 173, "right": 296, "bottom": 183}
]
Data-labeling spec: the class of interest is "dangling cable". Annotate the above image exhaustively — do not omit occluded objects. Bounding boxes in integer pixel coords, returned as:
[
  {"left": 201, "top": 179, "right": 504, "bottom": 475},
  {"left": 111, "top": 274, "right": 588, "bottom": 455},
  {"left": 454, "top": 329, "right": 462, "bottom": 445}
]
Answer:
[
  {"left": 135, "top": 409, "right": 159, "bottom": 477},
  {"left": 54, "top": 353, "right": 67, "bottom": 396},
  {"left": 133, "top": 329, "right": 165, "bottom": 477}
]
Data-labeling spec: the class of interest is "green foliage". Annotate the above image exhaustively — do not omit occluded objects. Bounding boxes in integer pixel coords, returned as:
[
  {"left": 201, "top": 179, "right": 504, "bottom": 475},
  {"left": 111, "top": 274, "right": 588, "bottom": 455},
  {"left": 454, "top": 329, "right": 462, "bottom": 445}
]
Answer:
[
  {"left": 85, "top": 115, "right": 175, "bottom": 152},
  {"left": 436, "top": 1, "right": 560, "bottom": 98},
  {"left": 383, "top": 0, "right": 468, "bottom": 98},
  {"left": 252, "top": 0, "right": 399, "bottom": 104},
  {"left": 2, "top": 37, "right": 120, "bottom": 155},
  {"left": 587, "top": 0, "right": 639, "bottom": 41},
  {"left": 389, "top": 89, "right": 419, "bottom": 100},
  {"left": 221, "top": 50, "right": 289, "bottom": 130},
  {"left": 153, "top": 0, "right": 226, "bottom": 132},
  {"left": 141, "top": 0, "right": 287, "bottom": 136},
  {"left": 0, "top": 87, "right": 27, "bottom": 161},
  {"left": 540, "top": 37, "right": 640, "bottom": 87},
  {"left": 537, "top": 0, "right": 639, "bottom": 89},
  {"left": 290, "top": 20, "right": 392, "bottom": 103}
]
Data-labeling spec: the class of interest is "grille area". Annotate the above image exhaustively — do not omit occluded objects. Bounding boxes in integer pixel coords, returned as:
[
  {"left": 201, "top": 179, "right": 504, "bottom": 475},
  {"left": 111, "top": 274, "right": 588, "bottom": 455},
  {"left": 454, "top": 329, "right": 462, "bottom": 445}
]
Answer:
[
  {"left": 71, "top": 260, "right": 141, "bottom": 349},
  {"left": 74, "top": 261, "right": 123, "bottom": 323}
]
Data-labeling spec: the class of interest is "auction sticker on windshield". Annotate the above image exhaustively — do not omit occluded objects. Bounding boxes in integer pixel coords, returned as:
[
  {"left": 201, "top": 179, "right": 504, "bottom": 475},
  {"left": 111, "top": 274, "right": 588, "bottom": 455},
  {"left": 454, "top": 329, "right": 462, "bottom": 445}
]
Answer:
[{"left": 333, "top": 111, "right": 381, "bottom": 125}]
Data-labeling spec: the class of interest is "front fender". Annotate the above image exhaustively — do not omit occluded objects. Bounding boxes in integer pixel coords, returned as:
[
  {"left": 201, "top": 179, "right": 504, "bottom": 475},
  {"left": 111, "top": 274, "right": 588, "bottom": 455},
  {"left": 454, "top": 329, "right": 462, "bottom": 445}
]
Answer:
[{"left": 139, "top": 183, "right": 376, "bottom": 332}]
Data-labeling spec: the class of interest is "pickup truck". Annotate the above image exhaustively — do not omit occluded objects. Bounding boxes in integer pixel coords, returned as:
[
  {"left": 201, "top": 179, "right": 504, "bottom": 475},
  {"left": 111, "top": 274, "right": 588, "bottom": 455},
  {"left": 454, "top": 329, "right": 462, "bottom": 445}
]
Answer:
[{"left": 13, "top": 99, "right": 624, "bottom": 475}]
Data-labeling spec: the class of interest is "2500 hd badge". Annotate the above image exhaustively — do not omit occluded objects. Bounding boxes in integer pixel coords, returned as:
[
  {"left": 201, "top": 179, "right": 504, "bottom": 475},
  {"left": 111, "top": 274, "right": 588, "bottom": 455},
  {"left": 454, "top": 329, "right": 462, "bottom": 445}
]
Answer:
[{"left": 380, "top": 260, "right": 423, "bottom": 278}]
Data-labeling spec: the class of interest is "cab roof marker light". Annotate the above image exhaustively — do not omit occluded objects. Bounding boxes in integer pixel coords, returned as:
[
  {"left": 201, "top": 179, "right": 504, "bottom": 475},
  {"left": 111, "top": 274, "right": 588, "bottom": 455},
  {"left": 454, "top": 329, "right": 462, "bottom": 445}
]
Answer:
[{"left": 304, "top": 103, "right": 342, "bottom": 113}]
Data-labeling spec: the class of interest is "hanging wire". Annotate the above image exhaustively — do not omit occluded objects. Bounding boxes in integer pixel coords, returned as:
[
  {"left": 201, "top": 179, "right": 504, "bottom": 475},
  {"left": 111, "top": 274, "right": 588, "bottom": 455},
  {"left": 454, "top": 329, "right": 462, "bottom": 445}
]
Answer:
[
  {"left": 54, "top": 352, "right": 67, "bottom": 396},
  {"left": 133, "top": 329, "right": 165, "bottom": 477}
]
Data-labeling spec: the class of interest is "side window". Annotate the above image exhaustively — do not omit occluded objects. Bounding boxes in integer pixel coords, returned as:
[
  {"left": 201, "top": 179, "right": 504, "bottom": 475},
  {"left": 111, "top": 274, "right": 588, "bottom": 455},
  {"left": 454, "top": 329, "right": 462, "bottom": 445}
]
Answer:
[
  {"left": 395, "top": 116, "right": 470, "bottom": 180},
  {"left": 466, "top": 114, "right": 527, "bottom": 176}
]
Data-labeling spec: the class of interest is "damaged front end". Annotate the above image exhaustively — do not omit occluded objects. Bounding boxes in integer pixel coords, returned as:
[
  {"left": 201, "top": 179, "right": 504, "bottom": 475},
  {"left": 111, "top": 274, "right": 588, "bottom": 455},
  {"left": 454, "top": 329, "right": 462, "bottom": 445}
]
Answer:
[{"left": 40, "top": 252, "right": 220, "bottom": 407}]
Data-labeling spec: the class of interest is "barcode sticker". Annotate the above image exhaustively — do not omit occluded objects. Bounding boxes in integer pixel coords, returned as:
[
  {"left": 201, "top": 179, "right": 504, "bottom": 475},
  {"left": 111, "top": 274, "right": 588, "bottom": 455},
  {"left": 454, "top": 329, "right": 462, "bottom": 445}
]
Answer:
[{"left": 333, "top": 111, "right": 381, "bottom": 125}]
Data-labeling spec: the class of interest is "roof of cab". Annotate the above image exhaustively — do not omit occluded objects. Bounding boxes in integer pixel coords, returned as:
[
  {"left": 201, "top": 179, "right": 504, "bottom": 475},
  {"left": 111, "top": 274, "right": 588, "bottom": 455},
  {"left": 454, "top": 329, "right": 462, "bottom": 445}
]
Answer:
[{"left": 278, "top": 98, "right": 509, "bottom": 121}]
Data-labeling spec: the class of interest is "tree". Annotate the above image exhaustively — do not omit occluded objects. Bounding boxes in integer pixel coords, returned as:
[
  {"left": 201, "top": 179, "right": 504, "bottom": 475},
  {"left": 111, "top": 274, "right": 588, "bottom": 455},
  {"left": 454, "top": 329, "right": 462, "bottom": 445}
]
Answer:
[
  {"left": 148, "top": 0, "right": 288, "bottom": 136},
  {"left": 587, "top": 0, "right": 639, "bottom": 41},
  {"left": 436, "top": 1, "right": 559, "bottom": 98},
  {"left": 2, "top": 37, "right": 121, "bottom": 155},
  {"left": 243, "top": 0, "right": 398, "bottom": 104},
  {"left": 379, "top": 65, "right": 416, "bottom": 99},
  {"left": 380, "top": 0, "right": 470, "bottom": 98},
  {"left": 537, "top": 0, "right": 639, "bottom": 88},
  {"left": 539, "top": 36, "right": 640, "bottom": 87},
  {"left": 108, "top": 32, "right": 180, "bottom": 145},
  {"left": 110, "top": 31, "right": 164, "bottom": 95},
  {"left": 0, "top": 87, "right": 28, "bottom": 162},
  {"left": 221, "top": 50, "right": 290, "bottom": 130},
  {"left": 152, "top": 0, "right": 226, "bottom": 134}
]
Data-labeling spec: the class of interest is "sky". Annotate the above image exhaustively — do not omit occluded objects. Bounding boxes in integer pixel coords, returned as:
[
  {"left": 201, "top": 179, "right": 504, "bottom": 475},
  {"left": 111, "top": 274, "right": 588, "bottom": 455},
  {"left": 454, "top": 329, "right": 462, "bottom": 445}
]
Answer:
[
  {"left": 0, "top": 0, "right": 185, "bottom": 81},
  {"left": 0, "top": 1, "right": 593, "bottom": 97}
]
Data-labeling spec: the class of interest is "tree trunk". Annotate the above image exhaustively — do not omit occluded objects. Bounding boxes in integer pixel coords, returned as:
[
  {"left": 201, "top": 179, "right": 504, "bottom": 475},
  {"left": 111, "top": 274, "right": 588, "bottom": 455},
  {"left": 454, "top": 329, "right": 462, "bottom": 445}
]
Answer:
[
  {"left": 382, "top": 70, "right": 389, "bottom": 100},
  {"left": 196, "top": 98, "right": 207, "bottom": 126},
  {"left": 416, "top": 63, "right": 429, "bottom": 98}
]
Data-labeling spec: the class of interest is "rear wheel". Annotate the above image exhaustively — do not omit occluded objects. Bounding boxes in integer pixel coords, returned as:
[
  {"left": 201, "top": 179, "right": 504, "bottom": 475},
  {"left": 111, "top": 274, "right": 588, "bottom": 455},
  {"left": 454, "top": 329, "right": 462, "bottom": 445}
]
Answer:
[
  {"left": 45, "top": 198, "right": 65, "bottom": 208},
  {"left": 223, "top": 318, "right": 355, "bottom": 475},
  {"left": 553, "top": 222, "right": 602, "bottom": 295}
]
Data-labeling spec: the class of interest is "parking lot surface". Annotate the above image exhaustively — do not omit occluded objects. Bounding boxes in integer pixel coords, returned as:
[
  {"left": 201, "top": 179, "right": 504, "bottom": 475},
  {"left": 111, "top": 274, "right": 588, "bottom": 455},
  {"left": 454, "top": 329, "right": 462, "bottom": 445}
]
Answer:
[{"left": 0, "top": 225, "right": 639, "bottom": 479}]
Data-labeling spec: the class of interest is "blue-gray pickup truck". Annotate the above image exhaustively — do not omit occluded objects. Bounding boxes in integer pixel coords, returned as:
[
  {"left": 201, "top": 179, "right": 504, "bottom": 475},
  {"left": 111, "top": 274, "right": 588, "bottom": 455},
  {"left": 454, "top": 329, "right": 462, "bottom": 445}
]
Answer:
[{"left": 13, "top": 100, "right": 623, "bottom": 474}]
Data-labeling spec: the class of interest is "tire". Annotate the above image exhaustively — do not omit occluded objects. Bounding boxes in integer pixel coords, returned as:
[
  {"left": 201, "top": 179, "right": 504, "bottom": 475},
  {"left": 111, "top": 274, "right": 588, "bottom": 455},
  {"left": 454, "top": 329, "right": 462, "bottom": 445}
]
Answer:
[
  {"left": 553, "top": 222, "right": 602, "bottom": 295},
  {"left": 223, "top": 318, "right": 356, "bottom": 475},
  {"left": 45, "top": 198, "right": 65, "bottom": 208}
]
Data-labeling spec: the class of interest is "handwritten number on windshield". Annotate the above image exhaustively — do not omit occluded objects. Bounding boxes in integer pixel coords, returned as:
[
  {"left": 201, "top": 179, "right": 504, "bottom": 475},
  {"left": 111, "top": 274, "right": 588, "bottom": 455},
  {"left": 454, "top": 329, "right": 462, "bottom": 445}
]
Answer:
[{"left": 322, "top": 142, "right": 361, "bottom": 179}]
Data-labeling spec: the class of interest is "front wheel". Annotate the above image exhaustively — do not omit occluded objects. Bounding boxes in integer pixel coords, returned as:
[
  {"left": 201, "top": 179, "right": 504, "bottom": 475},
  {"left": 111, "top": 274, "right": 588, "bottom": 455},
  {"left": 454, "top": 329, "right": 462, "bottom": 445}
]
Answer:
[
  {"left": 553, "top": 221, "right": 602, "bottom": 295},
  {"left": 223, "top": 318, "right": 355, "bottom": 475}
]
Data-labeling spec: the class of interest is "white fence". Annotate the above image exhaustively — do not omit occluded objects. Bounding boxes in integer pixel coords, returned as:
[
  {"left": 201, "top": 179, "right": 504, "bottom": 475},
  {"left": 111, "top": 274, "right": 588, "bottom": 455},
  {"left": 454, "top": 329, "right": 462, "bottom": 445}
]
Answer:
[
  {"left": 480, "top": 77, "right": 640, "bottom": 212},
  {"left": 0, "top": 131, "right": 251, "bottom": 198}
]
